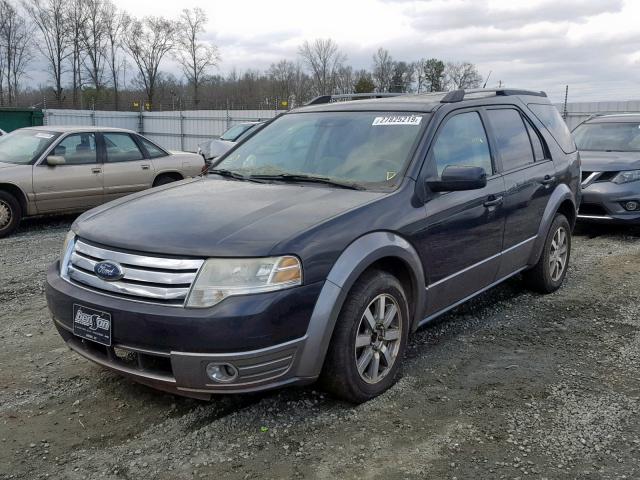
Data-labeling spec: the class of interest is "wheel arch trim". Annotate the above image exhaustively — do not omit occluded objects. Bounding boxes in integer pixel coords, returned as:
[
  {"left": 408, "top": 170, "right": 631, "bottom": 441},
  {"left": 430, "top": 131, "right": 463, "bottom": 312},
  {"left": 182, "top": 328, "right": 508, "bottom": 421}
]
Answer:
[
  {"left": 527, "top": 184, "right": 576, "bottom": 266},
  {"left": 296, "top": 231, "right": 426, "bottom": 378},
  {"left": 0, "top": 182, "right": 29, "bottom": 215}
]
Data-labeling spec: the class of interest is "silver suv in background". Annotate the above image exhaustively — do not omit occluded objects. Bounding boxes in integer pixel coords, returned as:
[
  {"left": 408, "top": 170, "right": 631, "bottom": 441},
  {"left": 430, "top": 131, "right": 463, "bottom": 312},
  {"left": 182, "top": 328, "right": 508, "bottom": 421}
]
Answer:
[
  {"left": 574, "top": 114, "right": 640, "bottom": 223},
  {"left": 197, "top": 122, "right": 263, "bottom": 164},
  {"left": 0, "top": 126, "right": 205, "bottom": 237}
]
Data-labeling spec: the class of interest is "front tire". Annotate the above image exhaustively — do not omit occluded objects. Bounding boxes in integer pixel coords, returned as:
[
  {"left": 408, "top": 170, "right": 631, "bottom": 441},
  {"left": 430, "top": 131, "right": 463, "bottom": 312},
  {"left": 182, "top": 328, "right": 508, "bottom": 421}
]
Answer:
[
  {"left": 0, "top": 191, "right": 22, "bottom": 238},
  {"left": 320, "top": 270, "right": 410, "bottom": 403},
  {"left": 523, "top": 213, "right": 571, "bottom": 293}
]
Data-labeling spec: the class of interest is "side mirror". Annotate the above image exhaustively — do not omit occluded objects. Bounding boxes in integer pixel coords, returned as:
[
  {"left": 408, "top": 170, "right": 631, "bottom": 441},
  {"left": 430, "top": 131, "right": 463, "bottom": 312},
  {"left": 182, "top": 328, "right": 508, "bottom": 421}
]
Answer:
[
  {"left": 426, "top": 165, "right": 487, "bottom": 192},
  {"left": 46, "top": 155, "right": 66, "bottom": 166}
]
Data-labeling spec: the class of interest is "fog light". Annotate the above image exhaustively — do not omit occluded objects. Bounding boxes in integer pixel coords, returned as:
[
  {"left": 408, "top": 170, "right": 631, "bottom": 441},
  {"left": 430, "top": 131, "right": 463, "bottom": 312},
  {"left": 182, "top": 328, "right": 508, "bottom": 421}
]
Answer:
[
  {"left": 205, "top": 362, "right": 238, "bottom": 383},
  {"left": 624, "top": 201, "right": 639, "bottom": 211}
]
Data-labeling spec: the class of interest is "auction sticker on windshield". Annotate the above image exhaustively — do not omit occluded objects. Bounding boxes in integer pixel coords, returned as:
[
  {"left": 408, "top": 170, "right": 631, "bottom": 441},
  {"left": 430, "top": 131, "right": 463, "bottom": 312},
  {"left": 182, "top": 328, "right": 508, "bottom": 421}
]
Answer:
[{"left": 372, "top": 115, "right": 422, "bottom": 126}]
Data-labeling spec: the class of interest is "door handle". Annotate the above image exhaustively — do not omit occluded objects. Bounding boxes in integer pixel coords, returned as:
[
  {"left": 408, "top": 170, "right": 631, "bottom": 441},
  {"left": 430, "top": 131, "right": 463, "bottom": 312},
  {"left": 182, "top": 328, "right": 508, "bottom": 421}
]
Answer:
[
  {"left": 141, "top": 164, "right": 150, "bottom": 170},
  {"left": 541, "top": 175, "right": 555, "bottom": 185},
  {"left": 483, "top": 195, "right": 503, "bottom": 208},
  {"left": 91, "top": 168, "right": 102, "bottom": 174}
]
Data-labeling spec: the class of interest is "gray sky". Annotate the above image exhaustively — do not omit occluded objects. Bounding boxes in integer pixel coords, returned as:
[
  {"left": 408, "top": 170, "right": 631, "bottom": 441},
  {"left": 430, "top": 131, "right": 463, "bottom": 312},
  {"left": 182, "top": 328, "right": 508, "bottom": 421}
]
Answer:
[{"left": 113, "top": 0, "right": 640, "bottom": 103}]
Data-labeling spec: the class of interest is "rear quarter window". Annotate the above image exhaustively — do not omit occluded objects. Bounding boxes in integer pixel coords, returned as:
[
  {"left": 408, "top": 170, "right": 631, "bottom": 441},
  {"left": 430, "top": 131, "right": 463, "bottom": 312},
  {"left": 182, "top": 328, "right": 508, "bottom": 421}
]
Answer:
[{"left": 527, "top": 103, "right": 576, "bottom": 154}]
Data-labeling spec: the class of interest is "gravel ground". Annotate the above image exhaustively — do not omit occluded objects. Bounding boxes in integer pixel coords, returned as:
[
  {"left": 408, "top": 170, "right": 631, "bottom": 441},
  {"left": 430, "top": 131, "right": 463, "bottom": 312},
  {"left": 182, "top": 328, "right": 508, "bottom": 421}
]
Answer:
[{"left": 1, "top": 216, "right": 640, "bottom": 480}]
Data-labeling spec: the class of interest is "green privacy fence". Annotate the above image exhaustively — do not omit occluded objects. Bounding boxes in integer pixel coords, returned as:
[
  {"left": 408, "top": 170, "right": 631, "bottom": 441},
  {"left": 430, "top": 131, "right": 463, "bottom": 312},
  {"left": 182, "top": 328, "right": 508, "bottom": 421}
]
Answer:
[{"left": 0, "top": 108, "right": 44, "bottom": 132}]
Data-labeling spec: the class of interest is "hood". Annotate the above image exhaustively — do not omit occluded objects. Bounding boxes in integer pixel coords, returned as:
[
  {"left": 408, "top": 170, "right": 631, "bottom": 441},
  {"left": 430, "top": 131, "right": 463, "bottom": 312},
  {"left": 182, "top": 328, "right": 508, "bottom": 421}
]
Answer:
[
  {"left": 74, "top": 177, "right": 384, "bottom": 257},
  {"left": 579, "top": 150, "right": 640, "bottom": 172},
  {"left": 198, "top": 139, "right": 235, "bottom": 159}
]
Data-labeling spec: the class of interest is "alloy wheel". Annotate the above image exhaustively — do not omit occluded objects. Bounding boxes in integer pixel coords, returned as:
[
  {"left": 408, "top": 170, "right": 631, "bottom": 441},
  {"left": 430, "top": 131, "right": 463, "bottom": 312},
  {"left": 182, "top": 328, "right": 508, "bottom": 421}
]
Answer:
[
  {"left": 354, "top": 293, "right": 403, "bottom": 384},
  {"left": 549, "top": 226, "right": 568, "bottom": 282}
]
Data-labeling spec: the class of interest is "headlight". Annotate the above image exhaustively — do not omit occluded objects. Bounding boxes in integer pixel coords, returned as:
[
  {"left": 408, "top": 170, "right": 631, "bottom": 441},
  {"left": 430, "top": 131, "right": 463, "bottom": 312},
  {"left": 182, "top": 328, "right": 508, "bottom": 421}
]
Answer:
[
  {"left": 59, "top": 230, "right": 75, "bottom": 275},
  {"left": 186, "top": 256, "right": 302, "bottom": 308},
  {"left": 612, "top": 170, "right": 640, "bottom": 184}
]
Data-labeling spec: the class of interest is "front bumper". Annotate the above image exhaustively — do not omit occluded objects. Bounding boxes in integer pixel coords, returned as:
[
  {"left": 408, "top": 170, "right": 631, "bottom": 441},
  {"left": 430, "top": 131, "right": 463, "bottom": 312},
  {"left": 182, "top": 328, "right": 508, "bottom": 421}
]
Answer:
[
  {"left": 579, "top": 181, "right": 640, "bottom": 224},
  {"left": 46, "top": 263, "right": 322, "bottom": 398}
]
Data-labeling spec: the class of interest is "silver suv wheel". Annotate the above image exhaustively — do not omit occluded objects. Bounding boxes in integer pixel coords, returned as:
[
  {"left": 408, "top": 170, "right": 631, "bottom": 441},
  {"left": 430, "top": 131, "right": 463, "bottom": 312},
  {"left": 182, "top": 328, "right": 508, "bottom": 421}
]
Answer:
[{"left": 354, "top": 293, "right": 402, "bottom": 384}]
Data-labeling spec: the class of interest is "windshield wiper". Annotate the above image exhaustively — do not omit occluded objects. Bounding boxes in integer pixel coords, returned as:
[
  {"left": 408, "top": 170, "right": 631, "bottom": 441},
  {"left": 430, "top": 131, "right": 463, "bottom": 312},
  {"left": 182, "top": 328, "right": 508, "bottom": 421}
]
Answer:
[
  {"left": 209, "top": 169, "right": 267, "bottom": 183},
  {"left": 249, "top": 173, "right": 365, "bottom": 190}
]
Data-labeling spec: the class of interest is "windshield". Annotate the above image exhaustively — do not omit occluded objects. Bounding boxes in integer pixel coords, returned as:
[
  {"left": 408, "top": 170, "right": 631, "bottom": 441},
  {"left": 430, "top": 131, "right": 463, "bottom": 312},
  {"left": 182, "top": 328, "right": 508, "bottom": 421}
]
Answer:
[
  {"left": 0, "top": 130, "right": 60, "bottom": 164},
  {"left": 220, "top": 124, "right": 255, "bottom": 142},
  {"left": 215, "top": 112, "right": 427, "bottom": 189},
  {"left": 573, "top": 122, "right": 640, "bottom": 152}
]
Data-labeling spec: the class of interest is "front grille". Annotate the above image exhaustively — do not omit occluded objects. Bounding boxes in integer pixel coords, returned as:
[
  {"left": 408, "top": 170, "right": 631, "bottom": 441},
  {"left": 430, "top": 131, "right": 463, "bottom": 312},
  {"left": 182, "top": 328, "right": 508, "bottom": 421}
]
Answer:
[
  {"left": 582, "top": 170, "right": 619, "bottom": 187},
  {"left": 64, "top": 239, "right": 204, "bottom": 306}
]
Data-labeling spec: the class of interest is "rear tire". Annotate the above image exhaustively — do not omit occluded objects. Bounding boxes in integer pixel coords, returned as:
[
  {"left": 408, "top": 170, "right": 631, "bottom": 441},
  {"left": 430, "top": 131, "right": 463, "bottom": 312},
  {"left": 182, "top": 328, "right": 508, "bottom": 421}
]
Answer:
[
  {"left": 523, "top": 213, "right": 571, "bottom": 293},
  {"left": 153, "top": 174, "right": 180, "bottom": 187},
  {"left": 320, "top": 270, "right": 410, "bottom": 404},
  {"left": 0, "top": 191, "right": 21, "bottom": 238}
]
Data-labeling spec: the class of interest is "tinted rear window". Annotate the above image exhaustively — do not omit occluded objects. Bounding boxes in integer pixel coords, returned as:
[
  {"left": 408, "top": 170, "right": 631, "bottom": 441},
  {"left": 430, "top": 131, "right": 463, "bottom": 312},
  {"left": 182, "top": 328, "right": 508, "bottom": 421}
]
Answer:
[
  {"left": 527, "top": 103, "right": 576, "bottom": 153},
  {"left": 486, "top": 109, "right": 534, "bottom": 171}
]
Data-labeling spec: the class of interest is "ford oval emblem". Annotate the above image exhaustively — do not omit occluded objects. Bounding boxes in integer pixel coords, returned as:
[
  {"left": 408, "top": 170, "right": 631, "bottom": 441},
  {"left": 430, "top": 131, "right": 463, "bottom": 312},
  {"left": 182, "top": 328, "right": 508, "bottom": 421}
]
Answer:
[{"left": 94, "top": 260, "right": 125, "bottom": 281}]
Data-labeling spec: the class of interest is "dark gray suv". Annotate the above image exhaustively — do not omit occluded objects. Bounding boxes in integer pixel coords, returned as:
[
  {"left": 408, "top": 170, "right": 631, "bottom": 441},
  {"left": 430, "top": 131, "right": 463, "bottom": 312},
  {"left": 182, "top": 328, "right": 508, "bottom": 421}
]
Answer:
[{"left": 46, "top": 89, "right": 580, "bottom": 403}]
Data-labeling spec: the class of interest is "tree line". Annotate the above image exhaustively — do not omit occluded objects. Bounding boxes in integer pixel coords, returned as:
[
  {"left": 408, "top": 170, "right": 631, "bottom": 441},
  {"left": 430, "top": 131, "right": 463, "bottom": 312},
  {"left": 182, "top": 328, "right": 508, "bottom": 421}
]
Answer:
[{"left": 0, "top": 0, "right": 484, "bottom": 111}]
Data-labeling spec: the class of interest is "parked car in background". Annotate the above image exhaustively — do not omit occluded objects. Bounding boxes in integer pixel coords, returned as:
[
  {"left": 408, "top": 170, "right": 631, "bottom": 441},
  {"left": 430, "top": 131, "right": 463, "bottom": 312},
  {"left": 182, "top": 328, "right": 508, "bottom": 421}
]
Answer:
[
  {"left": 0, "top": 126, "right": 204, "bottom": 237},
  {"left": 197, "top": 121, "right": 263, "bottom": 164},
  {"left": 573, "top": 114, "right": 640, "bottom": 223},
  {"left": 46, "top": 89, "right": 579, "bottom": 403}
]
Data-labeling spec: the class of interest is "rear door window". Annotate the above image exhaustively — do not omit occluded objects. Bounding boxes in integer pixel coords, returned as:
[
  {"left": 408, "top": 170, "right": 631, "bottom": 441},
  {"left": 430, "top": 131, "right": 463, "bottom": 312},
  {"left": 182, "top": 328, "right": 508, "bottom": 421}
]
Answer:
[
  {"left": 528, "top": 103, "right": 576, "bottom": 153},
  {"left": 486, "top": 109, "right": 534, "bottom": 171},
  {"left": 431, "top": 111, "right": 493, "bottom": 176},
  {"left": 103, "top": 133, "right": 144, "bottom": 162}
]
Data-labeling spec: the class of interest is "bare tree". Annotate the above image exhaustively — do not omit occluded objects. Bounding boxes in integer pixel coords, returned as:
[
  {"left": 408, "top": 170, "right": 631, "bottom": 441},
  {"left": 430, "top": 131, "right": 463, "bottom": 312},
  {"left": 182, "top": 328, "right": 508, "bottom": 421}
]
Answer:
[
  {"left": 23, "top": 0, "right": 70, "bottom": 105},
  {"left": 444, "top": 61, "right": 482, "bottom": 90},
  {"left": 334, "top": 65, "right": 355, "bottom": 94},
  {"left": 0, "top": 1, "right": 33, "bottom": 105},
  {"left": 81, "top": 0, "right": 109, "bottom": 94},
  {"left": 124, "top": 16, "right": 176, "bottom": 109},
  {"left": 103, "top": 2, "right": 127, "bottom": 110},
  {"left": 66, "top": 0, "right": 86, "bottom": 107},
  {"left": 175, "top": 8, "right": 219, "bottom": 107},
  {"left": 298, "top": 38, "right": 346, "bottom": 96},
  {"left": 268, "top": 59, "right": 298, "bottom": 102},
  {"left": 372, "top": 47, "right": 394, "bottom": 92},
  {"left": 416, "top": 58, "right": 445, "bottom": 93}
]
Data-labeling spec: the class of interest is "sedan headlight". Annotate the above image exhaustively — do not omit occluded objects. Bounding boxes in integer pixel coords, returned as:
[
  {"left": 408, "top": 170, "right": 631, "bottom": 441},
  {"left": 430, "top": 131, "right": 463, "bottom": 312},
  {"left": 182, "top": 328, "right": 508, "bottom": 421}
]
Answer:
[
  {"left": 59, "top": 230, "right": 75, "bottom": 275},
  {"left": 186, "top": 256, "right": 302, "bottom": 308},
  {"left": 612, "top": 169, "right": 640, "bottom": 184}
]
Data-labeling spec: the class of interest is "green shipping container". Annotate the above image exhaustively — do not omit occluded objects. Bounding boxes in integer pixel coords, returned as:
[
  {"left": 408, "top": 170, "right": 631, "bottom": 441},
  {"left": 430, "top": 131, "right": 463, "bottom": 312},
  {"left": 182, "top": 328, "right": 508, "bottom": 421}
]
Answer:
[{"left": 0, "top": 108, "right": 44, "bottom": 133}]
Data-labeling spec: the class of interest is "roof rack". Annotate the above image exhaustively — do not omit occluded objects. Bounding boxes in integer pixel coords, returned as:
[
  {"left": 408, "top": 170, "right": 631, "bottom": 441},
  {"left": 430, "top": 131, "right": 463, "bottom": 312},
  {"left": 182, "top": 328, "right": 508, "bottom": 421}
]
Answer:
[
  {"left": 441, "top": 88, "right": 547, "bottom": 103},
  {"left": 305, "top": 92, "right": 404, "bottom": 106}
]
